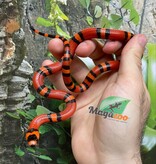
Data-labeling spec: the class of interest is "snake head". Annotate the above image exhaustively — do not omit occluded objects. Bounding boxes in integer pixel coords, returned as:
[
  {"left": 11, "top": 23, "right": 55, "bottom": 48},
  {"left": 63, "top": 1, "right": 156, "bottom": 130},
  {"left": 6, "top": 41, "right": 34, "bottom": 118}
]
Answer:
[{"left": 25, "top": 129, "right": 40, "bottom": 147}]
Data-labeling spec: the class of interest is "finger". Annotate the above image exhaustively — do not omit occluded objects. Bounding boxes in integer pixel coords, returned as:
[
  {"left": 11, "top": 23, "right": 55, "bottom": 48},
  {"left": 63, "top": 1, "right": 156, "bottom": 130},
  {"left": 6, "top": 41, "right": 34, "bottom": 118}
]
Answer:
[
  {"left": 76, "top": 39, "right": 123, "bottom": 65},
  {"left": 118, "top": 34, "right": 147, "bottom": 79},
  {"left": 48, "top": 38, "right": 122, "bottom": 61},
  {"left": 102, "top": 40, "right": 123, "bottom": 55},
  {"left": 103, "top": 42, "right": 126, "bottom": 61},
  {"left": 48, "top": 38, "right": 64, "bottom": 60},
  {"left": 75, "top": 40, "right": 96, "bottom": 57},
  {"left": 93, "top": 40, "right": 123, "bottom": 65},
  {"left": 76, "top": 40, "right": 122, "bottom": 58}
]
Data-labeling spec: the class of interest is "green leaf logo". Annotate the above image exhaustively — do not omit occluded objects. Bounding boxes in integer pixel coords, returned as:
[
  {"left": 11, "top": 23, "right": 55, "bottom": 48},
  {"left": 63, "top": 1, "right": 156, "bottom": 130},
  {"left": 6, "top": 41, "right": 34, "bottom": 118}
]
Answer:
[{"left": 99, "top": 96, "right": 130, "bottom": 114}]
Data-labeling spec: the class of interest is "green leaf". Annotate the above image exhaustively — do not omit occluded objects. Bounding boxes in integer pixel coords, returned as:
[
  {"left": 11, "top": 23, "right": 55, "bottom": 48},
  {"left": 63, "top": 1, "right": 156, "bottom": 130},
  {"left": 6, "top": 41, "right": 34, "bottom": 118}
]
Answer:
[
  {"left": 25, "top": 109, "right": 37, "bottom": 120},
  {"left": 55, "top": 5, "right": 69, "bottom": 21},
  {"left": 110, "top": 14, "right": 123, "bottom": 29},
  {"left": 26, "top": 147, "right": 36, "bottom": 153},
  {"left": 16, "top": 109, "right": 36, "bottom": 120},
  {"left": 86, "top": 16, "right": 93, "bottom": 25},
  {"left": 52, "top": 126, "right": 63, "bottom": 135},
  {"left": 79, "top": 0, "right": 86, "bottom": 8},
  {"left": 94, "top": 5, "right": 102, "bottom": 18},
  {"left": 142, "top": 126, "right": 156, "bottom": 152},
  {"left": 130, "top": 8, "right": 140, "bottom": 25},
  {"left": 15, "top": 146, "right": 25, "bottom": 157},
  {"left": 39, "top": 124, "right": 53, "bottom": 134},
  {"left": 58, "top": 133, "right": 66, "bottom": 145},
  {"left": 45, "top": 51, "right": 52, "bottom": 57},
  {"left": 35, "top": 147, "right": 48, "bottom": 154},
  {"left": 38, "top": 155, "right": 52, "bottom": 161},
  {"left": 79, "top": 0, "right": 90, "bottom": 9},
  {"left": 36, "top": 17, "right": 54, "bottom": 27},
  {"left": 121, "top": 0, "right": 133, "bottom": 9},
  {"left": 45, "top": 0, "right": 51, "bottom": 12},
  {"left": 147, "top": 43, "right": 156, "bottom": 128},
  {"left": 16, "top": 109, "right": 27, "bottom": 118},
  {"left": 58, "top": 103, "right": 66, "bottom": 111},
  {"left": 86, "top": 0, "right": 90, "bottom": 9},
  {"left": 28, "top": 93, "right": 35, "bottom": 102},
  {"left": 30, "top": 153, "right": 52, "bottom": 161},
  {"left": 48, "top": 147, "right": 62, "bottom": 155},
  {"left": 58, "top": 119, "right": 71, "bottom": 128},
  {"left": 48, "top": 99, "right": 64, "bottom": 111},
  {"left": 100, "top": 16, "right": 111, "bottom": 28},
  {"left": 121, "top": 0, "right": 139, "bottom": 25},
  {"left": 142, "top": 56, "right": 148, "bottom": 84},
  {"left": 56, "top": 25, "right": 70, "bottom": 38},
  {"left": 99, "top": 96, "right": 130, "bottom": 114},
  {"left": 57, "top": 157, "right": 68, "bottom": 164},
  {"left": 36, "top": 105, "right": 51, "bottom": 115},
  {"left": 6, "top": 112, "right": 20, "bottom": 119}
]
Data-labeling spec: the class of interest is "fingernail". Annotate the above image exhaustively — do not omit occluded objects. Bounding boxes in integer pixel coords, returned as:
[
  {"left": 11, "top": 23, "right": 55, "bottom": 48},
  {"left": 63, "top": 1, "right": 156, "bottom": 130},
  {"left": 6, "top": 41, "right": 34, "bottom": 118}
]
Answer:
[{"left": 138, "top": 34, "right": 147, "bottom": 47}]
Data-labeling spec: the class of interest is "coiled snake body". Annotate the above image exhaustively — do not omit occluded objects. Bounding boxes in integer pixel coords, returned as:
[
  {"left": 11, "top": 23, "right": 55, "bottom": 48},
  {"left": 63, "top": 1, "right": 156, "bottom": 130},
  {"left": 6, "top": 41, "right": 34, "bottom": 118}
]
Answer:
[{"left": 26, "top": 27, "right": 133, "bottom": 146}]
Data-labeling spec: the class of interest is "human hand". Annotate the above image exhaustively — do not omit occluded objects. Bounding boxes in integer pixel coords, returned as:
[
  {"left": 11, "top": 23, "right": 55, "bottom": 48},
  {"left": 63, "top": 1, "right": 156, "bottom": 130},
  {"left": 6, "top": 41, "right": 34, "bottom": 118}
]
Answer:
[{"left": 43, "top": 34, "right": 150, "bottom": 164}]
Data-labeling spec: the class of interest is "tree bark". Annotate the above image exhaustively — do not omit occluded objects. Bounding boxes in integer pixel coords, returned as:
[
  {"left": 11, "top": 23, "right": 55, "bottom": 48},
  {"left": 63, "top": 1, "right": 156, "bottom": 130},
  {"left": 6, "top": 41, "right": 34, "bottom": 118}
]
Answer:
[{"left": 0, "top": 0, "right": 33, "bottom": 163}]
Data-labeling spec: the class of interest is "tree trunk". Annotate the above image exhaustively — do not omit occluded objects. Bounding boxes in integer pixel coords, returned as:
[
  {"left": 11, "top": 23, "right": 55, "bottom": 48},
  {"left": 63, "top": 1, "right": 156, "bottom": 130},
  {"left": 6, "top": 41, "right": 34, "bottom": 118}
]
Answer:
[{"left": 0, "top": 0, "right": 33, "bottom": 163}]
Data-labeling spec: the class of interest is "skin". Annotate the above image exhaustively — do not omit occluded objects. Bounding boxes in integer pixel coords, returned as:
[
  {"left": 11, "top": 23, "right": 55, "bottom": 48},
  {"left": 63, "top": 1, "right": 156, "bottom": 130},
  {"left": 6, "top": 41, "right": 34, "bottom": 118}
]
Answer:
[{"left": 43, "top": 34, "right": 150, "bottom": 164}]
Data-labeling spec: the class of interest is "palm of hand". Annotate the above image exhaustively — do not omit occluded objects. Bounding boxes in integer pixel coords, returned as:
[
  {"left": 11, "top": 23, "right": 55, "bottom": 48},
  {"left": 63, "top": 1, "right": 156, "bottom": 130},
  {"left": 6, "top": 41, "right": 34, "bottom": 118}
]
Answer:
[
  {"left": 71, "top": 66, "right": 143, "bottom": 163},
  {"left": 70, "top": 46, "right": 149, "bottom": 164}
]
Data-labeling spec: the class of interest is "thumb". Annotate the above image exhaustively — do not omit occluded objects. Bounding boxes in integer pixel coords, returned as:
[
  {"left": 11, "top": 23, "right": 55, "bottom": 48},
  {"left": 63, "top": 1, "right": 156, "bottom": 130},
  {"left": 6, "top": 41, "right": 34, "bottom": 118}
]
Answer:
[{"left": 118, "top": 34, "right": 147, "bottom": 79}]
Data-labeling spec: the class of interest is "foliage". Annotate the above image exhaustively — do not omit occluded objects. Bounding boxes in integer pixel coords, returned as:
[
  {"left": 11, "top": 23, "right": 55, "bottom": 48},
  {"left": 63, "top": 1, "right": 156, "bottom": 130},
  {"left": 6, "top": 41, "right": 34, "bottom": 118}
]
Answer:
[
  {"left": 79, "top": 0, "right": 139, "bottom": 30},
  {"left": 141, "top": 43, "right": 156, "bottom": 163},
  {"left": 142, "top": 43, "right": 156, "bottom": 132},
  {"left": 146, "top": 44, "right": 156, "bottom": 129},
  {"left": 142, "top": 126, "right": 156, "bottom": 152},
  {"left": 36, "top": 0, "right": 70, "bottom": 38}
]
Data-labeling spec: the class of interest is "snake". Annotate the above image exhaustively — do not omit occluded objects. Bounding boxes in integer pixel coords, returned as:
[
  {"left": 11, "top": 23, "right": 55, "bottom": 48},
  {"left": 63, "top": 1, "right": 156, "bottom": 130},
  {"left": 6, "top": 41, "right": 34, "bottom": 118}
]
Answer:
[{"left": 25, "top": 26, "right": 134, "bottom": 146}]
